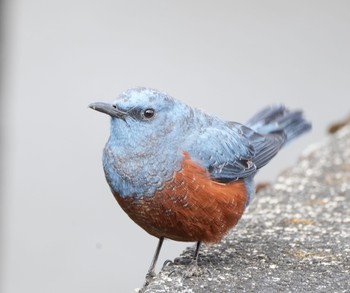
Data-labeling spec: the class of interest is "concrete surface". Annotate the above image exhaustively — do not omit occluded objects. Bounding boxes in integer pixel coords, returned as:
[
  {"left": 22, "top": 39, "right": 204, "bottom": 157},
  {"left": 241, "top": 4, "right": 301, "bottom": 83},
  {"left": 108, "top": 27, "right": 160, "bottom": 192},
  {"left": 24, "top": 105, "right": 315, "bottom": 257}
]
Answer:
[{"left": 141, "top": 124, "right": 350, "bottom": 293}]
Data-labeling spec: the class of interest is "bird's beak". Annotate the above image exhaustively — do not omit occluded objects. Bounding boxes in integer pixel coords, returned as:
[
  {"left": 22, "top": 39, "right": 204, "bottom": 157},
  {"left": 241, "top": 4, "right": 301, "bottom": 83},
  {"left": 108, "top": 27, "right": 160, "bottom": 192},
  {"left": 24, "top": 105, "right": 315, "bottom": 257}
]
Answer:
[{"left": 89, "top": 102, "right": 127, "bottom": 119}]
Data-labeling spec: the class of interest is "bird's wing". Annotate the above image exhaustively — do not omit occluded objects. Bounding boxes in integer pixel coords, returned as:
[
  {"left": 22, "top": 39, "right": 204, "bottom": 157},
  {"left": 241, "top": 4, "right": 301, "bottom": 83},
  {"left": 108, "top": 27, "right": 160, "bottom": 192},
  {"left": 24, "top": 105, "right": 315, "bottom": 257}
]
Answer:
[
  {"left": 184, "top": 123, "right": 256, "bottom": 182},
  {"left": 184, "top": 122, "right": 285, "bottom": 182}
]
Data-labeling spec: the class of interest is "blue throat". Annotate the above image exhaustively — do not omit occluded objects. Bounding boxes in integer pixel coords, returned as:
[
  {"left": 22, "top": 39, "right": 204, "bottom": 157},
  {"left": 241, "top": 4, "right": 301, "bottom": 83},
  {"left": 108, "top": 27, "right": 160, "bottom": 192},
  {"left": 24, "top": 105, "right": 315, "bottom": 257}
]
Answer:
[{"left": 102, "top": 104, "right": 195, "bottom": 197}]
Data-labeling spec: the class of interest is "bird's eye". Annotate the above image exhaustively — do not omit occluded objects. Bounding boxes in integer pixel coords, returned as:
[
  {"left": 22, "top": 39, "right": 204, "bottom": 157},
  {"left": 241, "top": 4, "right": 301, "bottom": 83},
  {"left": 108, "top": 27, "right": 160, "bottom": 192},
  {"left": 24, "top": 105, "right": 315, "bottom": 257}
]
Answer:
[{"left": 143, "top": 108, "right": 155, "bottom": 119}]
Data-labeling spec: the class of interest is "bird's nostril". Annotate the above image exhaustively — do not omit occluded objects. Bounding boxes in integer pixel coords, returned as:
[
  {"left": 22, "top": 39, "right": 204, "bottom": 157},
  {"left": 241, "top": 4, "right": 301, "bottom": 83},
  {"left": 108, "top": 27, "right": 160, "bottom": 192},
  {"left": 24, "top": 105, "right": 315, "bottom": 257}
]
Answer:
[{"left": 112, "top": 104, "right": 117, "bottom": 109}]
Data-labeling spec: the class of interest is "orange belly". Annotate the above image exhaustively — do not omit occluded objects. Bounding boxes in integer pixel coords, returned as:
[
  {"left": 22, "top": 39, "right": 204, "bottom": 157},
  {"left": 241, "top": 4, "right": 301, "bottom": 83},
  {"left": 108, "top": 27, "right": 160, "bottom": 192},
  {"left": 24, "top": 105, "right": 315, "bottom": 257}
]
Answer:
[{"left": 113, "top": 153, "right": 248, "bottom": 243}]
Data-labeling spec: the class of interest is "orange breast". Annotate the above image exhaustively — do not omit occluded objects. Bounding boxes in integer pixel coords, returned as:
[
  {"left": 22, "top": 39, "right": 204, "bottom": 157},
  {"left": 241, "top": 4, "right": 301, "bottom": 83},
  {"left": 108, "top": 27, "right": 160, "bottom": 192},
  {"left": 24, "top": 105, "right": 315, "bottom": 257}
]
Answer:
[{"left": 113, "top": 152, "right": 248, "bottom": 243}]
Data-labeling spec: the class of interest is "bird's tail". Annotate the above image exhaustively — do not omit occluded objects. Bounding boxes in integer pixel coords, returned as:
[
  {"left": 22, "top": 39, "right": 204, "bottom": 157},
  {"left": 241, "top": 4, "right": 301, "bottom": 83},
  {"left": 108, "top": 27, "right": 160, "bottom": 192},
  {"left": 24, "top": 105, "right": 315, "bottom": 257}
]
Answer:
[{"left": 246, "top": 105, "right": 311, "bottom": 145}]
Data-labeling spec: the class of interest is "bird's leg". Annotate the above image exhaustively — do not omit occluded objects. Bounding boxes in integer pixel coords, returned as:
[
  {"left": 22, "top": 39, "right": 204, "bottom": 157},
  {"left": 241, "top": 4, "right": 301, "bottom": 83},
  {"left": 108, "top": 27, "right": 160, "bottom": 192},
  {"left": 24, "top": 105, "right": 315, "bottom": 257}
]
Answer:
[
  {"left": 163, "top": 241, "right": 210, "bottom": 280},
  {"left": 144, "top": 237, "right": 164, "bottom": 286},
  {"left": 181, "top": 241, "right": 205, "bottom": 279},
  {"left": 193, "top": 240, "right": 201, "bottom": 263},
  {"left": 171, "top": 240, "right": 202, "bottom": 266}
]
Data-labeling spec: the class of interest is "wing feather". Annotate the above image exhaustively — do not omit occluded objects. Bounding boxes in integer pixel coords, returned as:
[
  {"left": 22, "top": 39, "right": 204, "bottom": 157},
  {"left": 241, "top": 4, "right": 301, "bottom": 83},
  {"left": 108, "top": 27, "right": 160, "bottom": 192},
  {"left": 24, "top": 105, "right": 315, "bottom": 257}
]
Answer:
[{"left": 184, "top": 122, "right": 286, "bottom": 182}]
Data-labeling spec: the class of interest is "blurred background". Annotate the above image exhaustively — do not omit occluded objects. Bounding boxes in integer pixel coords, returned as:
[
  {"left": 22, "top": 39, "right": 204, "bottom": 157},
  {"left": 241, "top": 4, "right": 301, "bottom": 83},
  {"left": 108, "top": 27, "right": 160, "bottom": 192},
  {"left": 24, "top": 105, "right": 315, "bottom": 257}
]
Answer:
[{"left": 1, "top": 1, "right": 349, "bottom": 292}]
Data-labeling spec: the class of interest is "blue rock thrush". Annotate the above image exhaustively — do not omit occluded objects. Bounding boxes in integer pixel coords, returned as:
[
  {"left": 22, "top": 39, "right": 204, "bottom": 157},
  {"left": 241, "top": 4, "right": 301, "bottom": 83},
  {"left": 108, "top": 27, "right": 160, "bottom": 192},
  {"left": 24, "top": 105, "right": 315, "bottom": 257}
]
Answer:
[{"left": 89, "top": 87, "right": 311, "bottom": 284}]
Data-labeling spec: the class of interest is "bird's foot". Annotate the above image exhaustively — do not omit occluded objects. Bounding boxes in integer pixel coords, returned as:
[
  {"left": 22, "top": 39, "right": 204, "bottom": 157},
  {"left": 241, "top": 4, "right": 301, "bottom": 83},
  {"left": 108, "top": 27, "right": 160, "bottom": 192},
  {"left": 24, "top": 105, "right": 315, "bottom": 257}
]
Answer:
[
  {"left": 162, "top": 256, "right": 211, "bottom": 280},
  {"left": 182, "top": 260, "right": 201, "bottom": 279},
  {"left": 162, "top": 259, "right": 174, "bottom": 269},
  {"left": 143, "top": 270, "right": 156, "bottom": 288},
  {"left": 161, "top": 257, "right": 198, "bottom": 278},
  {"left": 173, "top": 256, "right": 193, "bottom": 265},
  {"left": 162, "top": 256, "right": 194, "bottom": 268},
  {"left": 182, "top": 260, "right": 211, "bottom": 280}
]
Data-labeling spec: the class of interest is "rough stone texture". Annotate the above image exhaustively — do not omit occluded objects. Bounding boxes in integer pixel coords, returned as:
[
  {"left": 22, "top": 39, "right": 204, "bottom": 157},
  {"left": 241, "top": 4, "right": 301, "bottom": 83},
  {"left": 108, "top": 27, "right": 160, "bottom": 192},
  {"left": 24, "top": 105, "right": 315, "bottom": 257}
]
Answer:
[{"left": 141, "top": 125, "right": 350, "bottom": 293}]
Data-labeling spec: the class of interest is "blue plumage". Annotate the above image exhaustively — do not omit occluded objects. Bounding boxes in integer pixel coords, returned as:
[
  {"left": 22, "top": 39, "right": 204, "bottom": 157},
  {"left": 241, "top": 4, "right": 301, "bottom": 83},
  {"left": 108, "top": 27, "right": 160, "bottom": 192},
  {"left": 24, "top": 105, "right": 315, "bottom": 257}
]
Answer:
[
  {"left": 89, "top": 87, "right": 311, "bottom": 283},
  {"left": 92, "top": 87, "right": 311, "bottom": 201}
]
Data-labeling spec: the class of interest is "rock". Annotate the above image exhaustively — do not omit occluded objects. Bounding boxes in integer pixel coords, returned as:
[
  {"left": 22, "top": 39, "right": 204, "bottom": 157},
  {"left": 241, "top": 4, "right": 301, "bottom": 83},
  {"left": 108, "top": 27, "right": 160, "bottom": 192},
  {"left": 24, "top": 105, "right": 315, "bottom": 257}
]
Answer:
[
  {"left": 328, "top": 115, "right": 350, "bottom": 134},
  {"left": 142, "top": 125, "right": 350, "bottom": 293}
]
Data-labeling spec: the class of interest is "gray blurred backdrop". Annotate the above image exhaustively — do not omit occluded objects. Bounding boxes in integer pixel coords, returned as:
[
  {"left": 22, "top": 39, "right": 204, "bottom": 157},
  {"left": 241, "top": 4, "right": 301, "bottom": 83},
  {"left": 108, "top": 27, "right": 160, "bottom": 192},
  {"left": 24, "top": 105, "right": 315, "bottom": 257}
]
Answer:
[{"left": 1, "top": 1, "right": 350, "bottom": 292}]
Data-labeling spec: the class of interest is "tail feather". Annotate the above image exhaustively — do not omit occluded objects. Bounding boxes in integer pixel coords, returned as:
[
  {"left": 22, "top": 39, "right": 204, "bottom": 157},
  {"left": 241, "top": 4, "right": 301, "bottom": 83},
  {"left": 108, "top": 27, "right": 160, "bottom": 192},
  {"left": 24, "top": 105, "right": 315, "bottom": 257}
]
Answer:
[
  {"left": 246, "top": 105, "right": 311, "bottom": 145},
  {"left": 244, "top": 105, "right": 311, "bottom": 170},
  {"left": 246, "top": 105, "right": 287, "bottom": 128}
]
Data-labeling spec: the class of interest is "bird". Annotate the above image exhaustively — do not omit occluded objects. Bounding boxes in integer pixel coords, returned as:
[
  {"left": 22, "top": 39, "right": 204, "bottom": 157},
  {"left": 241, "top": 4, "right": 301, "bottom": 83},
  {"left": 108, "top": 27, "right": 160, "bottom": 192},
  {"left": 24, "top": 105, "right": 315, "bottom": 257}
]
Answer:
[{"left": 89, "top": 87, "right": 311, "bottom": 284}]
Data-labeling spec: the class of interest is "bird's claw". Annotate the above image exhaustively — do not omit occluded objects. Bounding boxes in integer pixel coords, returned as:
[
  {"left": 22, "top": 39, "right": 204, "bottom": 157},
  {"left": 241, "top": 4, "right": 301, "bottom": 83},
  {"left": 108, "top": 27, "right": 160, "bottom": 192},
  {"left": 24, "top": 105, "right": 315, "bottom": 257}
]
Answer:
[
  {"left": 143, "top": 270, "right": 156, "bottom": 287},
  {"left": 181, "top": 260, "right": 212, "bottom": 280},
  {"left": 173, "top": 256, "right": 193, "bottom": 265},
  {"left": 162, "top": 259, "right": 173, "bottom": 269}
]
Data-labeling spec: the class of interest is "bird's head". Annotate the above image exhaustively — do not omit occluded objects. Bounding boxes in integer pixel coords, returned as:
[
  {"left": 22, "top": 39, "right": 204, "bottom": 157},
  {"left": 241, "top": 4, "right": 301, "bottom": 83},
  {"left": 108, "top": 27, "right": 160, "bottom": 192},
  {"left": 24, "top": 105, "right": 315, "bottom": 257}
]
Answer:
[{"left": 89, "top": 87, "right": 192, "bottom": 148}]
